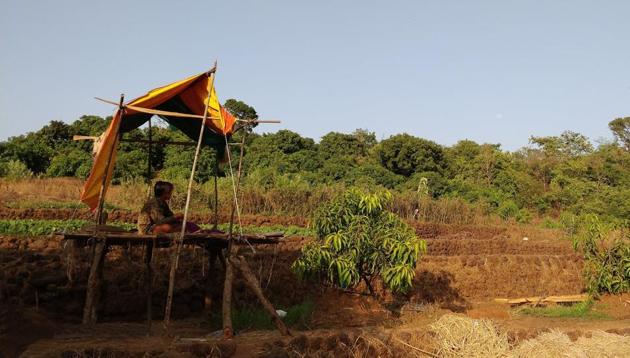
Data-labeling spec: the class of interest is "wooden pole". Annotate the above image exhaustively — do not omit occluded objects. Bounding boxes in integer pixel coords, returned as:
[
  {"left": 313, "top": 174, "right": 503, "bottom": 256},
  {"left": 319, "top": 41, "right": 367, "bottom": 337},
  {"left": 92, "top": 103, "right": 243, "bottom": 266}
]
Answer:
[
  {"left": 222, "top": 131, "right": 247, "bottom": 339},
  {"left": 145, "top": 239, "right": 154, "bottom": 334},
  {"left": 163, "top": 66, "right": 216, "bottom": 328},
  {"left": 147, "top": 118, "right": 152, "bottom": 183},
  {"left": 82, "top": 236, "right": 107, "bottom": 324},
  {"left": 82, "top": 94, "right": 123, "bottom": 325},
  {"left": 230, "top": 256, "right": 290, "bottom": 336},
  {"left": 95, "top": 94, "right": 124, "bottom": 225},
  {"left": 213, "top": 161, "right": 219, "bottom": 229}
]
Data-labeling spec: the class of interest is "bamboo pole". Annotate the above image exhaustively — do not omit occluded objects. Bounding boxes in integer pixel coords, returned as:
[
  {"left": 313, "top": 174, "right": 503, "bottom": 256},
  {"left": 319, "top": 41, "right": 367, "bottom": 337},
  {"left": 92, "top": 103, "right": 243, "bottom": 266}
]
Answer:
[
  {"left": 82, "top": 94, "right": 123, "bottom": 325},
  {"left": 95, "top": 94, "right": 124, "bottom": 225},
  {"left": 222, "top": 131, "right": 247, "bottom": 339},
  {"left": 147, "top": 118, "right": 152, "bottom": 183},
  {"left": 163, "top": 66, "right": 216, "bottom": 328},
  {"left": 213, "top": 161, "right": 219, "bottom": 229}
]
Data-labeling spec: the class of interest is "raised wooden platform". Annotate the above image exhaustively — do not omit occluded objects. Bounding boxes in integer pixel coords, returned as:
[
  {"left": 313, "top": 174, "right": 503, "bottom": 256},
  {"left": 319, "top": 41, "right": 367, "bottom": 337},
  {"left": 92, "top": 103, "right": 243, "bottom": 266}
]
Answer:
[{"left": 61, "top": 226, "right": 284, "bottom": 327}]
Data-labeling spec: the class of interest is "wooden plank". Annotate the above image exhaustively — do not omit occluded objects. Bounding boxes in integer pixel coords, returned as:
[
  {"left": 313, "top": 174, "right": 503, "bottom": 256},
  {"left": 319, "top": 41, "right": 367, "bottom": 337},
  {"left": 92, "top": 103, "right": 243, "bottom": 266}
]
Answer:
[{"left": 495, "top": 294, "right": 589, "bottom": 306}]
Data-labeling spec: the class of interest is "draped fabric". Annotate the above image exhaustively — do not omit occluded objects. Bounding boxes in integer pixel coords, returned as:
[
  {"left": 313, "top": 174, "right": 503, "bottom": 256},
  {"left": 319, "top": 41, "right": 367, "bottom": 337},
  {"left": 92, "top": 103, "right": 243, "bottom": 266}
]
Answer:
[{"left": 80, "top": 71, "right": 236, "bottom": 210}]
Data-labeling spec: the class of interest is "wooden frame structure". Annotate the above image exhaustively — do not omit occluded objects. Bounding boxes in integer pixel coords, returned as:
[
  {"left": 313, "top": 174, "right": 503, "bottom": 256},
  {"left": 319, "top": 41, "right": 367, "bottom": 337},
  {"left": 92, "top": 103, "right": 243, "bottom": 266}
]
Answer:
[{"left": 65, "top": 65, "right": 289, "bottom": 338}]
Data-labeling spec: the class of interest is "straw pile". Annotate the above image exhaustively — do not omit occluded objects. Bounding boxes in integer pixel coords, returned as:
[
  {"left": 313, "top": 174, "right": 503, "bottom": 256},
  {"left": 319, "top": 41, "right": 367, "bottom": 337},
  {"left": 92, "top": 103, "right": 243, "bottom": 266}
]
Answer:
[
  {"left": 429, "top": 314, "right": 510, "bottom": 357},
  {"left": 510, "top": 330, "right": 630, "bottom": 358}
]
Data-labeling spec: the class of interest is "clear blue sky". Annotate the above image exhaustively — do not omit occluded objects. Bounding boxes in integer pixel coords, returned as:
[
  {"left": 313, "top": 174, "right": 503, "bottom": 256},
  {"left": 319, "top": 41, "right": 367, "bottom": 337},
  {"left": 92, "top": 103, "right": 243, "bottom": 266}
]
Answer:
[{"left": 1, "top": 0, "right": 629, "bottom": 150}]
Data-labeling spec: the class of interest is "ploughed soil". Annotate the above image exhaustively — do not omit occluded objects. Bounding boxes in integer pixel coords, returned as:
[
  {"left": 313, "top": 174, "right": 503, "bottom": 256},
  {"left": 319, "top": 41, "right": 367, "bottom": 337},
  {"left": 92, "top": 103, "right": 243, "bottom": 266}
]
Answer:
[{"left": 1, "top": 213, "right": 629, "bottom": 357}]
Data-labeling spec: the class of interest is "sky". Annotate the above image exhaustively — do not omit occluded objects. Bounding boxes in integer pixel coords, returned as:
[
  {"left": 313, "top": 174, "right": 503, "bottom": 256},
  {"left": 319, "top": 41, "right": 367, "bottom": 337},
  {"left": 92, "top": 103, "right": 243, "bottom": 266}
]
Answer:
[{"left": 1, "top": 0, "right": 629, "bottom": 150}]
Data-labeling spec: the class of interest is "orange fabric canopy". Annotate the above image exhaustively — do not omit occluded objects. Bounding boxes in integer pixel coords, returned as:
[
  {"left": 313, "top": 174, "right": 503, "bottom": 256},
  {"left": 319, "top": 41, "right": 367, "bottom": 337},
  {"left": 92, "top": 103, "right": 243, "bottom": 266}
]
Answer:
[{"left": 80, "top": 71, "right": 236, "bottom": 210}]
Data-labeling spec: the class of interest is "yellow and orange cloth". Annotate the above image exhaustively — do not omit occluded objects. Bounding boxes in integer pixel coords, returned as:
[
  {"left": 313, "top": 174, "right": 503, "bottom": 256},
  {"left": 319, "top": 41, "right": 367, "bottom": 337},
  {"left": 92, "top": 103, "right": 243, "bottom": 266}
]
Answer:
[{"left": 80, "top": 71, "right": 236, "bottom": 210}]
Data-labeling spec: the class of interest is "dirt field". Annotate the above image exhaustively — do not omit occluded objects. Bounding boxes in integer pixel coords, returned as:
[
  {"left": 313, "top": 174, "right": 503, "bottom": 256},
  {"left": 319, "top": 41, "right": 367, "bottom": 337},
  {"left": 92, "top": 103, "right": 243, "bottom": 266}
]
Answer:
[{"left": 1, "top": 210, "right": 628, "bottom": 357}]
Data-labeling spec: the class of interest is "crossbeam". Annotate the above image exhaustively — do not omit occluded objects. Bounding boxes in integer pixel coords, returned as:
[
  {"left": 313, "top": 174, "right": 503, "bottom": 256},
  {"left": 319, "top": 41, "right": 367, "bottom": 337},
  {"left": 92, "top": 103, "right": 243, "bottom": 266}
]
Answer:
[{"left": 95, "top": 97, "right": 281, "bottom": 124}]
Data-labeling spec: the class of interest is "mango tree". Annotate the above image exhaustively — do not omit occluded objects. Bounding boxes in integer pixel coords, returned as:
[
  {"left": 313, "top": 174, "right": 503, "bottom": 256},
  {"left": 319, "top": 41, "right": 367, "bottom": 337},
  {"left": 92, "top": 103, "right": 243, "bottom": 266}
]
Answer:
[{"left": 292, "top": 188, "right": 426, "bottom": 295}]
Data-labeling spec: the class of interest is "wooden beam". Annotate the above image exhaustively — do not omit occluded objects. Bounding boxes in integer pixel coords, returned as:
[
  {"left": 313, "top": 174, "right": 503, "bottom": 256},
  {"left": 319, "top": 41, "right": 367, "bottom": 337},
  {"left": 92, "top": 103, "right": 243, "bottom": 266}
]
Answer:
[
  {"left": 82, "top": 238, "right": 107, "bottom": 324},
  {"left": 494, "top": 294, "right": 589, "bottom": 306},
  {"left": 145, "top": 239, "right": 154, "bottom": 334},
  {"left": 230, "top": 255, "right": 290, "bottom": 336}
]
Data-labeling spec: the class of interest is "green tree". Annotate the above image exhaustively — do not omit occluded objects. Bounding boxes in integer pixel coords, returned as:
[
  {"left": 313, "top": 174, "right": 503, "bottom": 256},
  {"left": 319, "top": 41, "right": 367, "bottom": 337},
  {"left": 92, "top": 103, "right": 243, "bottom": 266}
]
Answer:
[
  {"left": 529, "top": 130, "right": 593, "bottom": 157},
  {"left": 292, "top": 188, "right": 426, "bottom": 294},
  {"left": 224, "top": 98, "right": 258, "bottom": 120},
  {"left": 374, "top": 134, "right": 445, "bottom": 177},
  {"left": 319, "top": 131, "right": 373, "bottom": 160},
  {"left": 46, "top": 148, "right": 91, "bottom": 177},
  {"left": 0, "top": 133, "right": 52, "bottom": 174},
  {"left": 609, "top": 117, "right": 630, "bottom": 151}
]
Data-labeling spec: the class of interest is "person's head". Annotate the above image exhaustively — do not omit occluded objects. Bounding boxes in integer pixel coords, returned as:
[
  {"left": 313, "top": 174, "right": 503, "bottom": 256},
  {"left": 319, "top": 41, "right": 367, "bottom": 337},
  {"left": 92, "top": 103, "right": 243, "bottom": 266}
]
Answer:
[{"left": 154, "top": 181, "right": 174, "bottom": 201}]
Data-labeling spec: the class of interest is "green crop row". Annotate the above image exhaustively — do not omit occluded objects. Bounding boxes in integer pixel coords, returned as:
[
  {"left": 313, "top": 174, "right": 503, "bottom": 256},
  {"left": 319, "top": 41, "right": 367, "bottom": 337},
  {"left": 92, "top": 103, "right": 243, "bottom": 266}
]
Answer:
[
  {"left": 0, "top": 219, "right": 133, "bottom": 236},
  {"left": 0, "top": 219, "right": 312, "bottom": 237}
]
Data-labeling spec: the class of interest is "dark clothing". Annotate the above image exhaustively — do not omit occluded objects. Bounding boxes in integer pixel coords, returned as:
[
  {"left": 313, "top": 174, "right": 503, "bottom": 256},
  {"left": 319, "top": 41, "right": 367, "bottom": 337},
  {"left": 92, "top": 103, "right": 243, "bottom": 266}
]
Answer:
[{"left": 138, "top": 197, "right": 177, "bottom": 234}]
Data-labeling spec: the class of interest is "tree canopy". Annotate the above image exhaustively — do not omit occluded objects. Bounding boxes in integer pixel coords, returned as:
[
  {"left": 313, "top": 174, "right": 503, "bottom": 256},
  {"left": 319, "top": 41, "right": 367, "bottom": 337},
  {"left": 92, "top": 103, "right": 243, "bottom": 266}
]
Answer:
[{"left": 1, "top": 107, "right": 629, "bottom": 224}]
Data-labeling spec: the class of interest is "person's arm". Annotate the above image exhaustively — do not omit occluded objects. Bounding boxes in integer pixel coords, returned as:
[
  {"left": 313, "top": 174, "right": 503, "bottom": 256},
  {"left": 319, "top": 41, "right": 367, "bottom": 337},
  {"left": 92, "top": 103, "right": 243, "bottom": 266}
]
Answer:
[{"left": 150, "top": 203, "right": 178, "bottom": 225}]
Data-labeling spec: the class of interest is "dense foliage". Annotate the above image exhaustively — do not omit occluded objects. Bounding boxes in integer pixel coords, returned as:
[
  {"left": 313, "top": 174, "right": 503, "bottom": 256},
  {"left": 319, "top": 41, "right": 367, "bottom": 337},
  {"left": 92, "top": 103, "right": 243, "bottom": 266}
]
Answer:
[
  {"left": 292, "top": 189, "right": 426, "bottom": 294},
  {"left": 1, "top": 103, "right": 629, "bottom": 223},
  {"left": 567, "top": 215, "right": 630, "bottom": 295}
]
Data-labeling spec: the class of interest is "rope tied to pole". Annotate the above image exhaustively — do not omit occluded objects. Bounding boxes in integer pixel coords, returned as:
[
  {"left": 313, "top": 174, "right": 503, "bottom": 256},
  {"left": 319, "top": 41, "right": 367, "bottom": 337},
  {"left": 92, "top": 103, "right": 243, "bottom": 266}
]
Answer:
[{"left": 223, "top": 133, "right": 255, "bottom": 253}]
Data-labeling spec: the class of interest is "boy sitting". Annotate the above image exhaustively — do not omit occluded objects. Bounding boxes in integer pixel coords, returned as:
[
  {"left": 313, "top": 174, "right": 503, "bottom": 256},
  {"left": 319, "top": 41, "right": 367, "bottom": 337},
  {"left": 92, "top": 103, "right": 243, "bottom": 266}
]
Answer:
[{"left": 138, "top": 181, "right": 200, "bottom": 234}]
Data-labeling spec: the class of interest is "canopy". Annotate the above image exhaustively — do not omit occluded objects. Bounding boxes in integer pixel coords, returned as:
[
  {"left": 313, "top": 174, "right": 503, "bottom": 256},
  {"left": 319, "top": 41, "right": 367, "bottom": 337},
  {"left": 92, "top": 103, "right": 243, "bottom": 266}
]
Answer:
[{"left": 80, "top": 71, "right": 237, "bottom": 210}]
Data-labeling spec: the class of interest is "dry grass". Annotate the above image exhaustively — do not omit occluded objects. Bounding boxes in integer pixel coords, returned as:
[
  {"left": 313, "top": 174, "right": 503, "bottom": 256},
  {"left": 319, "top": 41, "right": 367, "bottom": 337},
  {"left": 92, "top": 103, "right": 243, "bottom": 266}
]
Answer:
[
  {"left": 510, "top": 330, "right": 630, "bottom": 358},
  {"left": 429, "top": 314, "right": 510, "bottom": 358},
  {"left": 1, "top": 178, "right": 498, "bottom": 225}
]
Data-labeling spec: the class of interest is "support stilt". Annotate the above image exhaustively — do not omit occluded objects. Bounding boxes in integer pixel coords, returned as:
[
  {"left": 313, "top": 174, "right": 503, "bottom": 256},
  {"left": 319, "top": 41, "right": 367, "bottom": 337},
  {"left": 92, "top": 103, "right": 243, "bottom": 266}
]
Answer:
[
  {"left": 222, "top": 247, "right": 236, "bottom": 338},
  {"left": 82, "top": 238, "right": 107, "bottom": 325},
  {"left": 230, "top": 256, "right": 290, "bottom": 336},
  {"left": 222, "top": 130, "right": 247, "bottom": 339},
  {"left": 145, "top": 239, "right": 154, "bottom": 334}
]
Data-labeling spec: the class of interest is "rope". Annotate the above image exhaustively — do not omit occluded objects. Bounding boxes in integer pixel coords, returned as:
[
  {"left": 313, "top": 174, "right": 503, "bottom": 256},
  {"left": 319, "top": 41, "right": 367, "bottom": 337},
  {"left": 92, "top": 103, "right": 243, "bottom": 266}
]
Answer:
[{"left": 223, "top": 135, "right": 255, "bottom": 253}]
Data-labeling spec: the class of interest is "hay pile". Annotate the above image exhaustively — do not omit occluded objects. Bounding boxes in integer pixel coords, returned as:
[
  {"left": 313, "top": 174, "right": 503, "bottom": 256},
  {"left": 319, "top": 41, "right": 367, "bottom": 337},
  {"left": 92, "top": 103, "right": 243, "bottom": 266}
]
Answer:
[
  {"left": 510, "top": 330, "right": 630, "bottom": 358},
  {"left": 429, "top": 315, "right": 630, "bottom": 358},
  {"left": 429, "top": 314, "right": 510, "bottom": 357}
]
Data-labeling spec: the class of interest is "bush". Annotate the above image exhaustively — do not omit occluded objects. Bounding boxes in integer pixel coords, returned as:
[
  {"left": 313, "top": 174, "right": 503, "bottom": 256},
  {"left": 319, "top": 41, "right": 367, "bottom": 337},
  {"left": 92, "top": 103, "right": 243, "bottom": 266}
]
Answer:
[
  {"left": 570, "top": 215, "right": 630, "bottom": 295},
  {"left": 497, "top": 200, "right": 519, "bottom": 220},
  {"left": 46, "top": 148, "right": 91, "bottom": 177},
  {"left": 2, "top": 160, "right": 33, "bottom": 179},
  {"left": 292, "top": 188, "right": 426, "bottom": 294}
]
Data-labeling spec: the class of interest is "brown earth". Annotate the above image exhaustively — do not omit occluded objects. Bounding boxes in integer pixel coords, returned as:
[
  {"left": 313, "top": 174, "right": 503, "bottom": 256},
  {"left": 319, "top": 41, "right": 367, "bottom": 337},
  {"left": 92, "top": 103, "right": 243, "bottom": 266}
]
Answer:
[{"left": 1, "top": 214, "right": 627, "bottom": 357}]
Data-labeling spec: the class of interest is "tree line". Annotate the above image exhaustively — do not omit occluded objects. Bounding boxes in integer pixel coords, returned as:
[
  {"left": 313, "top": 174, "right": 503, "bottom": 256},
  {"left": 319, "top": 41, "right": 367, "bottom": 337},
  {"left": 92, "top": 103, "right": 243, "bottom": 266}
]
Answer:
[{"left": 1, "top": 101, "right": 629, "bottom": 223}]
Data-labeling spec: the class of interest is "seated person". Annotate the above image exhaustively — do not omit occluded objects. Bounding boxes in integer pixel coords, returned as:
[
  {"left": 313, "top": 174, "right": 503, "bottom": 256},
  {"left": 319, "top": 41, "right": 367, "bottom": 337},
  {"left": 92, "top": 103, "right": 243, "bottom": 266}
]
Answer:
[{"left": 138, "top": 181, "right": 200, "bottom": 234}]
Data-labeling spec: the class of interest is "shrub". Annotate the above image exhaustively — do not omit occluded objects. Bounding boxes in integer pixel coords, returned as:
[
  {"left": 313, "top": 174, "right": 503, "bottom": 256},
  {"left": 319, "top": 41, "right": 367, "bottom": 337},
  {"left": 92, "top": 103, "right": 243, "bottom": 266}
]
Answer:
[
  {"left": 46, "top": 148, "right": 91, "bottom": 177},
  {"left": 2, "top": 160, "right": 33, "bottom": 179},
  {"left": 292, "top": 188, "right": 426, "bottom": 294},
  {"left": 497, "top": 200, "right": 519, "bottom": 220},
  {"left": 570, "top": 215, "right": 630, "bottom": 295}
]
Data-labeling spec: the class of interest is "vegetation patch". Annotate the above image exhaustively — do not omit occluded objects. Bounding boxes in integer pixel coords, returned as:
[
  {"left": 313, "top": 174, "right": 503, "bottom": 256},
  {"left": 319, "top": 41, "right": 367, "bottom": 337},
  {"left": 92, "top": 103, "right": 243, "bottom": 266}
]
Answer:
[
  {"left": 0, "top": 219, "right": 311, "bottom": 237},
  {"left": 567, "top": 215, "right": 630, "bottom": 295},
  {"left": 208, "top": 300, "right": 314, "bottom": 331},
  {"left": 516, "top": 300, "right": 610, "bottom": 320},
  {"left": 0, "top": 219, "right": 133, "bottom": 236},
  {"left": 293, "top": 188, "right": 426, "bottom": 295}
]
